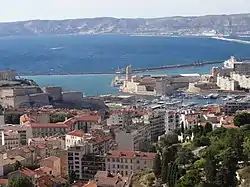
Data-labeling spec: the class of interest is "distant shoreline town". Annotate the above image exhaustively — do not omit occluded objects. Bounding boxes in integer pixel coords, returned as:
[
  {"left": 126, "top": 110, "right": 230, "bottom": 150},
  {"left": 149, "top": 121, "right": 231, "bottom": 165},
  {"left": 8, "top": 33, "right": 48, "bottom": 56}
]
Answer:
[{"left": 0, "top": 55, "right": 250, "bottom": 186}]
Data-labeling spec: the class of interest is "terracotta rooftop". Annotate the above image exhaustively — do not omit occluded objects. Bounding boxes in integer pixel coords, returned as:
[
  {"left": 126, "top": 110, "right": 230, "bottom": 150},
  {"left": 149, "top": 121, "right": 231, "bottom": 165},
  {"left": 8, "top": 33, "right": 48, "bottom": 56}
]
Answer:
[
  {"left": 20, "top": 168, "right": 36, "bottom": 177},
  {"left": 84, "top": 183, "right": 97, "bottom": 187},
  {"left": 106, "top": 151, "right": 155, "bottom": 160},
  {"left": 0, "top": 179, "right": 8, "bottom": 185},
  {"left": 67, "top": 130, "right": 85, "bottom": 137},
  {"left": 37, "top": 175, "right": 53, "bottom": 187}
]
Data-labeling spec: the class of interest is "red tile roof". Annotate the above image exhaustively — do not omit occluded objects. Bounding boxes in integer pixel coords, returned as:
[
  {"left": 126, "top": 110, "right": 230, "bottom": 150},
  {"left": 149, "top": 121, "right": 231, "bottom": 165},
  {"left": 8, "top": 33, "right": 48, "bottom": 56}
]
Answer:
[
  {"left": 67, "top": 130, "right": 85, "bottom": 137},
  {"left": 107, "top": 151, "right": 155, "bottom": 160},
  {"left": 0, "top": 179, "right": 8, "bottom": 185},
  {"left": 84, "top": 183, "right": 97, "bottom": 187},
  {"left": 37, "top": 175, "right": 53, "bottom": 187},
  {"left": 30, "top": 123, "right": 68, "bottom": 128},
  {"left": 20, "top": 168, "right": 36, "bottom": 177},
  {"left": 64, "top": 115, "right": 101, "bottom": 128}
]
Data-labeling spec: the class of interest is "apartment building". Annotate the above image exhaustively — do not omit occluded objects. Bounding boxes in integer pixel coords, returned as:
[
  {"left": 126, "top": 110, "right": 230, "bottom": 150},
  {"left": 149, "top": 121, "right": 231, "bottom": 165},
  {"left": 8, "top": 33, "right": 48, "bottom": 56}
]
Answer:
[
  {"left": 105, "top": 151, "right": 155, "bottom": 177},
  {"left": 40, "top": 156, "right": 61, "bottom": 177},
  {"left": 224, "top": 97, "right": 250, "bottom": 115},
  {"left": 3, "top": 130, "right": 20, "bottom": 150},
  {"left": 115, "top": 123, "right": 150, "bottom": 151},
  {"left": 93, "top": 171, "right": 129, "bottom": 187},
  {"left": 2, "top": 125, "right": 32, "bottom": 145},
  {"left": 165, "top": 110, "right": 181, "bottom": 134},
  {"left": 67, "top": 145, "right": 105, "bottom": 181},
  {"left": 180, "top": 111, "right": 201, "bottom": 130},
  {"left": 29, "top": 123, "right": 69, "bottom": 138},
  {"left": 28, "top": 136, "right": 65, "bottom": 150},
  {"left": 145, "top": 109, "right": 166, "bottom": 142},
  {"left": 66, "top": 129, "right": 113, "bottom": 154},
  {"left": 64, "top": 114, "right": 101, "bottom": 132}
]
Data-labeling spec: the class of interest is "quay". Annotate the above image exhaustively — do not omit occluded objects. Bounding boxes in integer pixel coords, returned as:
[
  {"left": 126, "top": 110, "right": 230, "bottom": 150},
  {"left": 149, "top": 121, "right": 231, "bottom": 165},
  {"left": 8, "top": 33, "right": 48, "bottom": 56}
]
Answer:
[
  {"left": 212, "top": 36, "right": 250, "bottom": 44},
  {"left": 21, "top": 58, "right": 250, "bottom": 76}
]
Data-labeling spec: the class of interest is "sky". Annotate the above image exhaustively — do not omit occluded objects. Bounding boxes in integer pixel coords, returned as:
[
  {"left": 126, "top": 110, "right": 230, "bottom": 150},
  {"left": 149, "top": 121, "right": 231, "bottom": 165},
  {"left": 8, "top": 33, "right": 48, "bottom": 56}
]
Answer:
[{"left": 0, "top": 0, "right": 250, "bottom": 22}]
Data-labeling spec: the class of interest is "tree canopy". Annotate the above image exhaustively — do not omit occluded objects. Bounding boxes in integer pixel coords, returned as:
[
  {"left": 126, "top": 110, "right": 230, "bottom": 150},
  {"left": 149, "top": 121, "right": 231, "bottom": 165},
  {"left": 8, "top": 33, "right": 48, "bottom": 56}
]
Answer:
[
  {"left": 234, "top": 112, "right": 250, "bottom": 127},
  {"left": 8, "top": 176, "right": 32, "bottom": 187}
]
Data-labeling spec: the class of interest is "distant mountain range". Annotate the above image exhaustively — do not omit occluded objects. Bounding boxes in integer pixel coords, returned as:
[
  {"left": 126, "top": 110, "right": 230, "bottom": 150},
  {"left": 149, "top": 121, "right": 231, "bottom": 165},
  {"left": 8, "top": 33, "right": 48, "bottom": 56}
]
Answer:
[{"left": 1, "top": 13, "right": 250, "bottom": 36}]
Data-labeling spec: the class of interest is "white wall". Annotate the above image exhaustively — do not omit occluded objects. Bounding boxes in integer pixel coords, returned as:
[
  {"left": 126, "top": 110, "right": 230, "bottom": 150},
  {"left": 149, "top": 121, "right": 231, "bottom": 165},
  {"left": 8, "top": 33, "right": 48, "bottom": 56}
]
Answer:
[{"left": 115, "top": 130, "right": 134, "bottom": 151}]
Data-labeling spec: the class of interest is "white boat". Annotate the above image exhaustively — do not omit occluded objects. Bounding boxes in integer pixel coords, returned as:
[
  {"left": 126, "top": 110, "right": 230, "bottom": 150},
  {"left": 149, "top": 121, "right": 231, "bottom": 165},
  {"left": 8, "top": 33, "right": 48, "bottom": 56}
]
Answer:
[{"left": 207, "top": 93, "right": 219, "bottom": 99}]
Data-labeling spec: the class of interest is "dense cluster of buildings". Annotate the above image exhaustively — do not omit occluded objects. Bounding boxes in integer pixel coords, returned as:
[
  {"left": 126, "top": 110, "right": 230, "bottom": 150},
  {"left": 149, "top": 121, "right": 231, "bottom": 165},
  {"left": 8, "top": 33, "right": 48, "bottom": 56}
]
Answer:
[{"left": 0, "top": 56, "right": 250, "bottom": 187}]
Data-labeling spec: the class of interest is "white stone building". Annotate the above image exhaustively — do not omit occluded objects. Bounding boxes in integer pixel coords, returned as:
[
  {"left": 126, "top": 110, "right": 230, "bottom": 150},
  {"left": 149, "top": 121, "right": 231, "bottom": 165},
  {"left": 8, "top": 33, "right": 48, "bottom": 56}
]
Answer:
[
  {"left": 105, "top": 151, "right": 155, "bottom": 177},
  {"left": 3, "top": 130, "right": 20, "bottom": 150}
]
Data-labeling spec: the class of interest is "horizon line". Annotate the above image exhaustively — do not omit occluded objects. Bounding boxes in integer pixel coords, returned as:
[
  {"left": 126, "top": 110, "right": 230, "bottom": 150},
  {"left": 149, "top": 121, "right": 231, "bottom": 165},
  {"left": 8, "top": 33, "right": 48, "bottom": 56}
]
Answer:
[{"left": 0, "top": 12, "right": 250, "bottom": 24}]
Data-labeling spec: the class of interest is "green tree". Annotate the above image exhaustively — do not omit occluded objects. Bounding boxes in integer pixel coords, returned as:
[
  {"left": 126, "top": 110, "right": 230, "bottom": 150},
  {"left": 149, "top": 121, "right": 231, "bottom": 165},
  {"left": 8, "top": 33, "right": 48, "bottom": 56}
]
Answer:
[
  {"left": 68, "top": 170, "right": 77, "bottom": 184},
  {"left": 159, "top": 132, "right": 179, "bottom": 148},
  {"left": 215, "top": 148, "right": 238, "bottom": 187},
  {"left": 167, "top": 162, "right": 179, "bottom": 187},
  {"left": 50, "top": 113, "right": 74, "bottom": 123},
  {"left": 204, "top": 122, "right": 213, "bottom": 134},
  {"left": 14, "top": 161, "right": 23, "bottom": 170},
  {"left": 177, "top": 169, "right": 201, "bottom": 187},
  {"left": 153, "top": 153, "right": 162, "bottom": 178},
  {"left": 204, "top": 150, "right": 217, "bottom": 184},
  {"left": 8, "top": 176, "right": 32, "bottom": 187},
  {"left": 193, "top": 136, "right": 210, "bottom": 147},
  {"left": 193, "top": 158, "right": 206, "bottom": 169},
  {"left": 234, "top": 112, "right": 250, "bottom": 127},
  {"left": 161, "top": 148, "right": 171, "bottom": 183},
  {"left": 176, "top": 148, "right": 197, "bottom": 166},
  {"left": 243, "top": 136, "right": 250, "bottom": 160}
]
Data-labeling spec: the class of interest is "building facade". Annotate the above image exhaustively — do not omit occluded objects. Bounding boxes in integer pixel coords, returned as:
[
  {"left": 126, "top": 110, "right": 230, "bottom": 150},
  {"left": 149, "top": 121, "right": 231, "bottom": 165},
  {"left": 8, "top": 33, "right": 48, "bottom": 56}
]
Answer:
[
  {"left": 67, "top": 145, "right": 105, "bottom": 181},
  {"left": 105, "top": 151, "right": 155, "bottom": 177}
]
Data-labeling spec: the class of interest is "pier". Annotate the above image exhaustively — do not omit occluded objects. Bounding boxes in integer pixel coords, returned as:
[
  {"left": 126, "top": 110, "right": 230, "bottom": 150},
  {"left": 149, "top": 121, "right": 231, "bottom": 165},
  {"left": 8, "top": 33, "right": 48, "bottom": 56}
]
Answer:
[
  {"left": 22, "top": 58, "right": 250, "bottom": 76},
  {"left": 212, "top": 37, "right": 250, "bottom": 44}
]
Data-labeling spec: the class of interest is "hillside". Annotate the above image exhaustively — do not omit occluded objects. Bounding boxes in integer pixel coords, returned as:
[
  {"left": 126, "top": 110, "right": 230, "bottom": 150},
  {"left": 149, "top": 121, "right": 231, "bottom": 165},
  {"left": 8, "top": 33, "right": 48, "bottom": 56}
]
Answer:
[{"left": 1, "top": 14, "right": 250, "bottom": 36}]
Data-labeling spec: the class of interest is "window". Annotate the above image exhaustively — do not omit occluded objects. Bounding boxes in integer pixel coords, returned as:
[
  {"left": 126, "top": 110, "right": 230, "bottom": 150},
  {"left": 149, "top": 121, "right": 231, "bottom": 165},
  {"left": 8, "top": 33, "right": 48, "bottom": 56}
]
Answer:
[
  {"left": 75, "top": 157, "right": 79, "bottom": 160},
  {"left": 112, "top": 158, "right": 115, "bottom": 162},
  {"left": 75, "top": 161, "right": 79, "bottom": 164},
  {"left": 130, "top": 159, "right": 132, "bottom": 163},
  {"left": 107, "top": 158, "right": 110, "bottom": 162},
  {"left": 113, "top": 164, "right": 115, "bottom": 168},
  {"left": 125, "top": 171, "right": 128, "bottom": 176},
  {"left": 116, "top": 158, "right": 120, "bottom": 162},
  {"left": 125, "top": 165, "right": 128, "bottom": 169},
  {"left": 125, "top": 159, "right": 127, "bottom": 163},
  {"left": 75, "top": 153, "right": 79, "bottom": 156},
  {"left": 137, "top": 160, "right": 140, "bottom": 164},
  {"left": 117, "top": 165, "right": 120, "bottom": 169},
  {"left": 68, "top": 157, "right": 73, "bottom": 160}
]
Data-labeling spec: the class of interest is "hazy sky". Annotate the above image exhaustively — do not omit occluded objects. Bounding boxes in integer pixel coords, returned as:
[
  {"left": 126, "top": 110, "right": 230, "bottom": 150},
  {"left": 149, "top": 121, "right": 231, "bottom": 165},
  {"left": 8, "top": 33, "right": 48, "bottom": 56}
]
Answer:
[{"left": 0, "top": 0, "right": 250, "bottom": 22}]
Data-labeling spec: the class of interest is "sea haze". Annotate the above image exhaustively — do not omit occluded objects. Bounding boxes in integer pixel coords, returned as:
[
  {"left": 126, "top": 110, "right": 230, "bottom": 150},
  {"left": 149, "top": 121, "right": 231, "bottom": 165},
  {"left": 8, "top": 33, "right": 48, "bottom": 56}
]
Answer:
[{"left": 1, "top": 35, "right": 250, "bottom": 74}]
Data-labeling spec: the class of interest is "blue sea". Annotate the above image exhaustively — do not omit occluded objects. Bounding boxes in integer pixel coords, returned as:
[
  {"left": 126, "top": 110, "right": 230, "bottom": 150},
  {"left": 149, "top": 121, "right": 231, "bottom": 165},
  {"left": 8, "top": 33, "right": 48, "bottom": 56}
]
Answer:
[{"left": 0, "top": 35, "right": 250, "bottom": 96}]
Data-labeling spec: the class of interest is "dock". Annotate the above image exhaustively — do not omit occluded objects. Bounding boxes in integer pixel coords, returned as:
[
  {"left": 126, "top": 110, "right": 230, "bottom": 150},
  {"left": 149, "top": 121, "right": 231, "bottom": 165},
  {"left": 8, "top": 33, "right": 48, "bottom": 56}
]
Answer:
[
  {"left": 212, "top": 37, "right": 250, "bottom": 44},
  {"left": 21, "top": 58, "right": 250, "bottom": 76}
]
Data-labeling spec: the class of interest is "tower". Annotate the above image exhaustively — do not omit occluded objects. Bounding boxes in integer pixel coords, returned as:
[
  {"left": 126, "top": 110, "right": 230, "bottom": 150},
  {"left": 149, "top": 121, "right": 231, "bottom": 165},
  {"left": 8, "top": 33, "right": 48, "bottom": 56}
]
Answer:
[{"left": 125, "top": 65, "right": 132, "bottom": 81}]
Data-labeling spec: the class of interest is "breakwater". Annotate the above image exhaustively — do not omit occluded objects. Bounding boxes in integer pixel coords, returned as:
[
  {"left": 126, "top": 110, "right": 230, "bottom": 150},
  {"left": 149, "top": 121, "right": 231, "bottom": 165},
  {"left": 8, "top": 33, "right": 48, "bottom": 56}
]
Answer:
[{"left": 212, "top": 37, "right": 250, "bottom": 44}]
